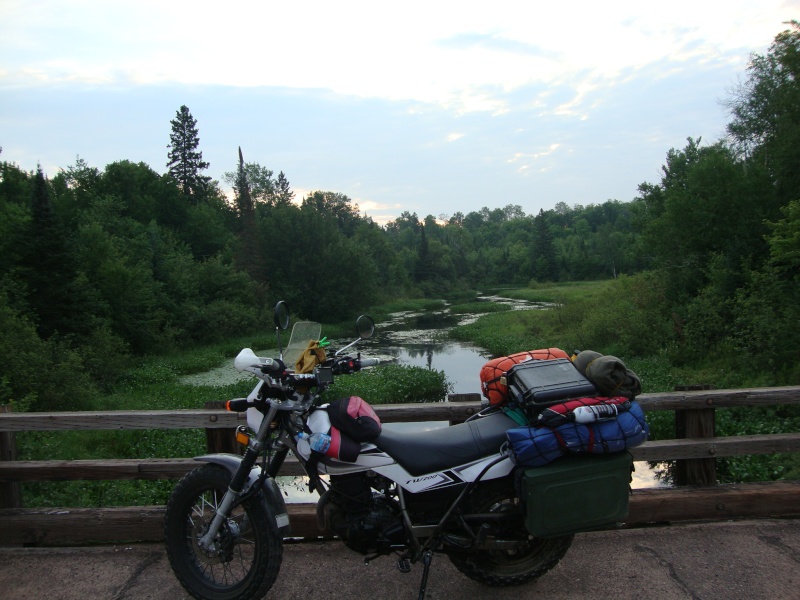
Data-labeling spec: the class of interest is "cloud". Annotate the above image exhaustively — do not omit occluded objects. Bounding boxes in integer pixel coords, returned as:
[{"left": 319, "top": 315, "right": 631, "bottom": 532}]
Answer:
[
  {"left": 436, "top": 32, "right": 555, "bottom": 58},
  {"left": 4, "top": 1, "right": 789, "bottom": 108},
  {"left": 1, "top": 0, "right": 795, "bottom": 226},
  {"left": 507, "top": 143, "right": 563, "bottom": 175}
]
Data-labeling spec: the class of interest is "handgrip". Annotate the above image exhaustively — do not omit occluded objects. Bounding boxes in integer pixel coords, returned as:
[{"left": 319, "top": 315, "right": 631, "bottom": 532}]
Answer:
[
  {"left": 234, "top": 348, "right": 285, "bottom": 375},
  {"left": 226, "top": 398, "right": 251, "bottom": 412}
]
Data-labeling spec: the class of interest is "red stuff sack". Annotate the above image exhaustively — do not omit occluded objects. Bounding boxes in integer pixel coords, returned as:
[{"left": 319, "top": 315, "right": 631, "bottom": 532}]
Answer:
[
  {"left": 327, "top": 396, "right": 382, "bottom": 442},
  {"left": 480, "top": 348, "right": 570, "bottom": 407},
  {"left": 534, "top": 396, "right": 631, "bottom": 427},
  {"left": 325, "top": 427, "right": 361, "bottom": 462}
]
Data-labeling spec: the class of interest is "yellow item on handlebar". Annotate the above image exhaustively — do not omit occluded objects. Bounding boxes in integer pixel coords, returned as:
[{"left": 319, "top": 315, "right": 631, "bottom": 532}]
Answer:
[{"left": 295, "top": 340, "right": 328, "bottom": 374}]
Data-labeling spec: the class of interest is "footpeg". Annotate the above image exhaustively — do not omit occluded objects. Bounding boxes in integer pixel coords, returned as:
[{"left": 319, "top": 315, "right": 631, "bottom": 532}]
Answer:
[
  {"left": 397, "top": 558, "right": 411, "bottom": 573},
  {"left": 476, "top": 523, "right": 490, "bottom": 547}
]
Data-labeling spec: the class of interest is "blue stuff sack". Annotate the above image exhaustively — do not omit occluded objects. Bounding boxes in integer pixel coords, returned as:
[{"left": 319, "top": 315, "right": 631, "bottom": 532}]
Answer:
[{"left": 507, "top": 400, "right": 649, "bottom": 468}]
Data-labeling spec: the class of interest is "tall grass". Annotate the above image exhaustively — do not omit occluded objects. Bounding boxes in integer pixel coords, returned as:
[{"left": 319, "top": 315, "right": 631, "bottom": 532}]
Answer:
[
  {"left": 500, "top": 281, "right": 613, "bottom": 304},
  {"left": 449, "top": 311, "right": 554, "bottom": 357},
  {"left": 322, "top": 364, "right": 451, "bottom": 404}
]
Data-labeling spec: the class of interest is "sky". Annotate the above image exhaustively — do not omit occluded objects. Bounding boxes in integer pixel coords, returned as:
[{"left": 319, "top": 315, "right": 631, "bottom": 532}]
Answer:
[{"left": 1, "top": 1, "right": 797, "bottom": 224}]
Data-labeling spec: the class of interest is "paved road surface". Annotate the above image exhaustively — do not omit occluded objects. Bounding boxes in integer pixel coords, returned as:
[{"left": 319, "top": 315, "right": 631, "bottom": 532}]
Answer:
[{"left": 1, "top": 519, "right": 799, "bottom": 599}]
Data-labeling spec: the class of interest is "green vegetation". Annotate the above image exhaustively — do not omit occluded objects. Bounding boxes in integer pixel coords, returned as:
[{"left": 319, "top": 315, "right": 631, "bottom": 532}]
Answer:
[
  {"left": 500, "top": 281, "right": 613, "bottom": 305},
  {"left": 322, "top": 364, "right": 451, "bottom": 404},
  {"left": 450, "top": 311, "right": 552, "bottom": 358}
]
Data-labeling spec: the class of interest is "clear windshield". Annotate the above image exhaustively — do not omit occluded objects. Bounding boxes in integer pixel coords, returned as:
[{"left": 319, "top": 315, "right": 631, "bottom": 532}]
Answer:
[{"left": 283, "top": 321, "right": 322, "bottom": 367}]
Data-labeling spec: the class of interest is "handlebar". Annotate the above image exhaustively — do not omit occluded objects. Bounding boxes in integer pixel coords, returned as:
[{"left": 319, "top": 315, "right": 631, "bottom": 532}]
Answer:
[
  {"left": 233, "top": 347, "right": 379, "bottom": 385},
  {"left": 227, "top": 350, "right": 382, "bottom": 416},
  {"left": 330, "top": 355, "right": 380, "bottom": 375}
]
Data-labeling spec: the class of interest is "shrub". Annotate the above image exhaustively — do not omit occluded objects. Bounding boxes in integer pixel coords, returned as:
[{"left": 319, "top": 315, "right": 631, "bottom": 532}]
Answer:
[{"left": 321, "top": 364, "right": 452, "bottom": 404}]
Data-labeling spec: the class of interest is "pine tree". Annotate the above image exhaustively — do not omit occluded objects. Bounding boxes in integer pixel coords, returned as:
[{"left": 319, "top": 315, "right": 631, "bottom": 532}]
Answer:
[
  {"left": 416, "top": 223, "right": 431, "bottom": 282},
  {"left": 233, "top": 148, "right": 265, "bottom": 282},
  {"left": 532, "top": 209, "right": 558, "bottom": 282},
  {"left": 275, "top": 171, "right": 295, "bottom": 206},
  {"left": 166, "top": 105, "right": 211, "bottom": 202},
  {"left": 23, "top": 167, "right": 77, "bottom": 337},
  {"left": 234, "top": 147, "right": 255, "bottom": 217}
]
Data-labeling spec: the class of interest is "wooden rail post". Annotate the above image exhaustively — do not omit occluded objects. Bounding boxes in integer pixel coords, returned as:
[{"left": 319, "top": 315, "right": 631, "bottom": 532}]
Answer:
[
  {"left": 204, "top": 401, "right": 242, "bottom": 455},
  {"left": 0, "top": 405, "right": 22, "bottom": 509},
  {"left": 447, "top": 393, "right": 483, "bottom": 425},
  {"left": 674, "top": 386, "right": 717, "bottom": 485}
]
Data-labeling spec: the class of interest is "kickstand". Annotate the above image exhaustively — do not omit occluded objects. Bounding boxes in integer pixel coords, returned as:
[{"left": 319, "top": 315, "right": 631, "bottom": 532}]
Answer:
[{"left": 417, "top": 549, "right": 433, "bottom": 600}]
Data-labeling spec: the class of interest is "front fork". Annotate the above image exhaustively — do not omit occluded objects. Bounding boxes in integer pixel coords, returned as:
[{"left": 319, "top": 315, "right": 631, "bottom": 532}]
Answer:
[{"left": 198, "top": 404, "right": 281, "bottom": 550}]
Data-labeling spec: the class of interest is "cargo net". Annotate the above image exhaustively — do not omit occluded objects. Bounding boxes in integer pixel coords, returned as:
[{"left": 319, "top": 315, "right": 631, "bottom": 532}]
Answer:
[{"left": 480, "top": 348, "right": 570, "bottom": 407}]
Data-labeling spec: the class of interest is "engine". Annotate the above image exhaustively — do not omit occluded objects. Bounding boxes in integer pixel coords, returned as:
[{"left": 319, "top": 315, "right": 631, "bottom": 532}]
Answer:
[{"left": 319, "top": 472, "right": 405, "bottom": 555}]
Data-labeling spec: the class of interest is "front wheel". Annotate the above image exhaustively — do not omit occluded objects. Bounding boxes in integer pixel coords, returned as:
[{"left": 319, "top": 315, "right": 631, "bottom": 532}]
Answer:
[
  {"left": 447, "top": 484, "right": 572, "bottom": 586},
  {"left": 164, "top": 464, "right": 283, "bottom": 600}
]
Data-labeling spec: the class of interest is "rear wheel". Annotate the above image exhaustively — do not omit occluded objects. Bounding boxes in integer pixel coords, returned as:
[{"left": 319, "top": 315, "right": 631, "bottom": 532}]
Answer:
[
  {"left": 164, "top": 464, "right": 282, "bottom": 600},
  {"left": 446, "top": 485, "right": 572, "bottom": 586}
]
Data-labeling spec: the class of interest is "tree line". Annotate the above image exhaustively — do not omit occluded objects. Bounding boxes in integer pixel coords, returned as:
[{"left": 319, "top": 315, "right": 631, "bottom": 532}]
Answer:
[{"left": 1, "top": 22, "right": 798, "bottom": 410}]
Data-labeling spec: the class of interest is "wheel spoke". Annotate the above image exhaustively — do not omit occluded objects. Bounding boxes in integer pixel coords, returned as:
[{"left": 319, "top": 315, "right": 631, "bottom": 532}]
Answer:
[{"left": 165, "top": 464, "right": 283, "bottom": 598}]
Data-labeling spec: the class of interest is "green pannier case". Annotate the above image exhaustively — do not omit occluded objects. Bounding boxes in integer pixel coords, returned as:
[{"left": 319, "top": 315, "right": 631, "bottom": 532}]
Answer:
[{"left": 521, "top": 451, "right": 633, "bottom": 538}]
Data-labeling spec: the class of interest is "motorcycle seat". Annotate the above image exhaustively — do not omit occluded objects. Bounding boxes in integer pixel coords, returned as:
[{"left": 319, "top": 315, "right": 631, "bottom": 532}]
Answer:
[{"left": 373, "top": 411, "right": 517, "bottom": 476}]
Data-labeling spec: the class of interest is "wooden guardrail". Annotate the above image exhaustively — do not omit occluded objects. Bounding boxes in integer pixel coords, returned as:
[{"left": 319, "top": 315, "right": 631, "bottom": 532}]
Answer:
[{"left": 1, "top": 386, "right": 799, "bottom": 545}]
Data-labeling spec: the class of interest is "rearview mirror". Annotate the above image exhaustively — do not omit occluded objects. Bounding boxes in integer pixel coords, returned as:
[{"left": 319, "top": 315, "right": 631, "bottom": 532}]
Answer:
[
  {"left": 335, "top": 314, "right": 376, "bottom": 356},
  {"left": 356, "top": 315, "right": 375, "bottom": 340},
  {"left": 273, "top": 301, "right": 290, "bottom": 330}
]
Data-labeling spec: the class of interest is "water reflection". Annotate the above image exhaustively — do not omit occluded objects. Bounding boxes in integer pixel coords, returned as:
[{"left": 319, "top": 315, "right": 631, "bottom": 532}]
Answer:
[
  {"left": 372, "top": 302, "right": 516, "bottom": 395},
  {"left": 376, "top": 342, "right": 490, "bottom": 396}
]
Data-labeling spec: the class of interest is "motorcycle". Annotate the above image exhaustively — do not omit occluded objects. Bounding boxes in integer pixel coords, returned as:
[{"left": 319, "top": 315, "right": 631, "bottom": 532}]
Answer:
[{"left": 164, "top": 302, "right": 577, "bottom": 600}]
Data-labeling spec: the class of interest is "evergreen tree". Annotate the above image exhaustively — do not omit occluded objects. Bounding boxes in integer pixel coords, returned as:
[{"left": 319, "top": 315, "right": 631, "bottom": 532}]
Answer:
[
  {"left": 166, "top": 105, "right": 211, "bottom": 202},
  {"left": 416, "top": 223, "right": 431, "bottom": 282},
  {"left": 532, "top": 209, "right": 557, "bottom": 282},
  {"left": 232, "top": 148, "right": 265, "bottom": 282},
  {"left": 22, "top": 167, "right": 78, "bottom": 338},
  {"left": 275, "top": 171, "right": 295, "bottom": 206},
  {"left": 234, "top": 147, "right": 255, "bottom": 217}
]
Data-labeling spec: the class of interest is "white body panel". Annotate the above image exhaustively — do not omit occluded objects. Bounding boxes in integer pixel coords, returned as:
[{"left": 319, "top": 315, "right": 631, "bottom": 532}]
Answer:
[{"left": 320, "top": 446, "right": 513, "bottom": 493}]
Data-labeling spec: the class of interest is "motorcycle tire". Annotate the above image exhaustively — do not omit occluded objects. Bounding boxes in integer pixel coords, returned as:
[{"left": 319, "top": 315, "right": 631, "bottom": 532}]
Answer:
[
  {"left": 446, "top": 484, "right": 572, "bottom": 587},
  {"left": 164, "top": 464, "right": 283, "bottom": 600}
]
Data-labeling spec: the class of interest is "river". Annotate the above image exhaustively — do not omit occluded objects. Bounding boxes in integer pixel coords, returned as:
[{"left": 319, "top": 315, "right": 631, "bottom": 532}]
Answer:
[{"left": 364, "top": 295, "right": 552, "bottom": 395}]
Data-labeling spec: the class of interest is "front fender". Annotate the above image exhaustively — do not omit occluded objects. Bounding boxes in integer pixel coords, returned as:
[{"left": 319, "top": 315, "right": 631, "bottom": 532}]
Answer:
[{"left": 194, "top": 453, "right": 291, "bottom": 536}]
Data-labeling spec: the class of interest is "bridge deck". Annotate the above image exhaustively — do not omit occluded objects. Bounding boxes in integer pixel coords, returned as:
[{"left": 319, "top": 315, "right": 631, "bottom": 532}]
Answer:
[{"left": 1, "top": 518, "right": 798, "bottom": 599}]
